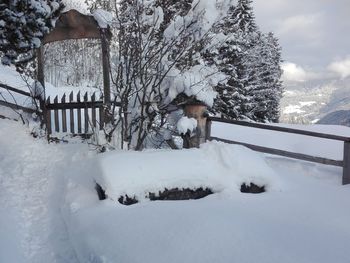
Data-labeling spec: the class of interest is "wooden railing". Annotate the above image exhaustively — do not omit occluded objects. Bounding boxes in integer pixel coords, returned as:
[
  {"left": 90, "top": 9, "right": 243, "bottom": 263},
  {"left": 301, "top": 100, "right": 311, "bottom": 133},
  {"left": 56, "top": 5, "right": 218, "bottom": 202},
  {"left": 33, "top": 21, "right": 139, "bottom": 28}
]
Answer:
[
  {"left": 0, "top": 83, "right": 36, "bottom": 114},
  {"left": 207, "top": 117, "right": 350, "bottom": 185}
]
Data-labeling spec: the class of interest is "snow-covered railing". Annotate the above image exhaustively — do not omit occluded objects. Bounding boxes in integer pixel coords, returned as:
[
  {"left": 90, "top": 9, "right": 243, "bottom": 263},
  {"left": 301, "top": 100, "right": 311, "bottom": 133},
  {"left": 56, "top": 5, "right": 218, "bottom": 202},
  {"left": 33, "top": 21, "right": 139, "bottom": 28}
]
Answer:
[{"left": 207, "top": 117, "right": 350, "bottom": 185}]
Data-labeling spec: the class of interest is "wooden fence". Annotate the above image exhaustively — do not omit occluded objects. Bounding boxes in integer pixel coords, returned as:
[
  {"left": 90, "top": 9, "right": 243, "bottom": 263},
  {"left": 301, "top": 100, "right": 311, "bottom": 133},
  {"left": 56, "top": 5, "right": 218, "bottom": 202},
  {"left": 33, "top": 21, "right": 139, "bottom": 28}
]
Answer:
[
  {"left": 207, "top": 117, "right": 350, "bottom": 185},
  {"left": 45, "top": 91, "right": 105, "bottom": 135},
  {"left": 0, "top": 83, "right": 37, "bottom": 114}
]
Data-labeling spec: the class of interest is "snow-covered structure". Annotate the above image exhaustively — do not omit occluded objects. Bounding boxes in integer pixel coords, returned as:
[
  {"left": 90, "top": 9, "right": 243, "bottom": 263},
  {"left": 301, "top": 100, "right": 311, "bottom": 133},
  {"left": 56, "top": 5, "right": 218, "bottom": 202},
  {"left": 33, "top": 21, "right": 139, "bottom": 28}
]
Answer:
[{"left": 37, "top": 9, "right": 113, "bottom": 105}]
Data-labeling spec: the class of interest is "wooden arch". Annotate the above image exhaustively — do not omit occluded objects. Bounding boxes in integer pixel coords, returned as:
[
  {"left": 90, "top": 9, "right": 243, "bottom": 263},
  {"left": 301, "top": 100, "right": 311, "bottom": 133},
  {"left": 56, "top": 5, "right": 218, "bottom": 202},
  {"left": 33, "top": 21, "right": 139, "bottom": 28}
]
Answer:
[{"left": 37, "top": 9, "right": 112, "bottom": 104}]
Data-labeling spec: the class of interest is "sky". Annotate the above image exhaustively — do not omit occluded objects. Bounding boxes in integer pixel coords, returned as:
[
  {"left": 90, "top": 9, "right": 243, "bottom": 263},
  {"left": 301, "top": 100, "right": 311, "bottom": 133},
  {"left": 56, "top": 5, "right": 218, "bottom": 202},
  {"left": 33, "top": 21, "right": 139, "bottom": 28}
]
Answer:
[{"left": 253, "top": 0, "right": 350, "bottom": 82}]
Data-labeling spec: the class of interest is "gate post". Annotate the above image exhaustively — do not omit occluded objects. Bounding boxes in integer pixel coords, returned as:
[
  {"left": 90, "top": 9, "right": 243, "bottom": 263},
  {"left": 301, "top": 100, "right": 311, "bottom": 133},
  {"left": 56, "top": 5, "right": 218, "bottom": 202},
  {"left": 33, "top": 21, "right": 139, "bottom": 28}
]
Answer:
[
  {"left": 183, "top": 101, "right": 208, "bottom": 148},
  {"left": 101, "top": 29, "right": 111, "bottom": 107}
]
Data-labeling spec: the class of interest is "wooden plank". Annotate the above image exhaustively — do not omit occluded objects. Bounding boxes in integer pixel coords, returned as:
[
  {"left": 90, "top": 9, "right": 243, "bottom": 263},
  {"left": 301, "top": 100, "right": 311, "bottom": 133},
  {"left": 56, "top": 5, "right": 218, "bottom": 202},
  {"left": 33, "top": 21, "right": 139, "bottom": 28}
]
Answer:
[
  {"left": 0, "top": 83, "right": 32, "bottom": 97},
  {"left": 45, "top": 101, "right": 104, "bottom": 110},
  {"left": 54, "top": 96, "right": 59, "bottom": 132},
  {"left": 91, "top": 93, "right": 97, "bottom": 128},
  {"left": 209, "top": 117, "right": 350, "bottom": 142},
  {"left": 69, "top": 92, "right": 74, "bottom": 134},
  {"left": 343, "top": 142, "right": 350, "bottom": 185},
  {"left": 84, "top": 92, "right": 89, "bottom": 134},
  {"left": 0, "top": 100, "right": 36, "bottom": 114},
  {"left": 210, "top": 137, "right": 343, "bottom": 167},
  {"left": 77, "top": 91, "right": 82, "bottom": 134},
  {"left": 99, "top": 106, "right": 104, "bottom": 130},
  {"left": 61, "top": 94, "right": 67, "bottom": 132}
]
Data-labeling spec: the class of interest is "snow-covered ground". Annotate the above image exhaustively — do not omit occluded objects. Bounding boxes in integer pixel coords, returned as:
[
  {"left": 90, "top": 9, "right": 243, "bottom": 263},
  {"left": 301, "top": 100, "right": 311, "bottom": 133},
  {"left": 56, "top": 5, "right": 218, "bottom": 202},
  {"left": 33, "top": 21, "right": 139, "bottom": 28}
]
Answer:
[
  {"left": 1, "top": 117, "right": 350, "bottom": 263},
  {"left": 1, "top": 64, "right": 350, "bottom": 263}
]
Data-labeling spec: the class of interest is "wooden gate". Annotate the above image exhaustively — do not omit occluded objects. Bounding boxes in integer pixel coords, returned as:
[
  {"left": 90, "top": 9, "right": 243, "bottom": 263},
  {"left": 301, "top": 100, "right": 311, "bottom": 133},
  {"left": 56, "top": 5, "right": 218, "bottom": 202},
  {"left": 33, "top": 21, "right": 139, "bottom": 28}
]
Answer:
[{"left": 45, "top": 91, "right": 105, "bottom": 136}]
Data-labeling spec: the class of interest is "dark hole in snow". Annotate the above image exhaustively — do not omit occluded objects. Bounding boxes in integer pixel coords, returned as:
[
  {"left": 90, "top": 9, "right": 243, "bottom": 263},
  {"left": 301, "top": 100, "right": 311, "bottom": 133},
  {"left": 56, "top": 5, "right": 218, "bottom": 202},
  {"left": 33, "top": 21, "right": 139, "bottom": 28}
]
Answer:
[
  {"left": 240, "top": 183, "right": 265, "bottom": 194},
  {"left": 118, "top": 195, "right": 138, "bottom": 206},
  {"left": 148, "top": 187, "right": 213, "bottom": 201},
  {"left": 95, "top": 183, "right": 107, "bottom": 200},
  {"left": 117, "top": 187, "right": 213, "bottom": 206}
]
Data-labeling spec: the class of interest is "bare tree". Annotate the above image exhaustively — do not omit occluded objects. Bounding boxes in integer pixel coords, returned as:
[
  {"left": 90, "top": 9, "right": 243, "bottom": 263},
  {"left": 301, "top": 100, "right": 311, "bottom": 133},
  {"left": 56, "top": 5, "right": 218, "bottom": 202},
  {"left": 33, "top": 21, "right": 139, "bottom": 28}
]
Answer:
[{"left": 105, "top": 0, "right": 223, "bottom": 150}]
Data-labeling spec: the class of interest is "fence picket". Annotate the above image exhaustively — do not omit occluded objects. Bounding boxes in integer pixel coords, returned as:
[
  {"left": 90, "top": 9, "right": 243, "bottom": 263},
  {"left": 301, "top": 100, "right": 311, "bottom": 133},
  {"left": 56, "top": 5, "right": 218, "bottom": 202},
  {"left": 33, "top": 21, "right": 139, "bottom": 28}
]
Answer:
[
  {"left": 99, "top": 106, "right": 104, "bottom": 130},
  {"left": 84, "top": 92, "right": 89, "bottom": 134},
  {"left": 91, "top": 93, "right": 97, "bottom": 128},
  {"left": 46, "top": 97, "right": 52, "bottom": 134},
  {"left": 54, "top": 96, "right": 59, "bottom": 132},
  {"left": 77, "top": 91, "right": 82, "bottom": 134},
  {"left": 69, "top": 92, "right": 74, "bottom": 133},
  {"left": 61, "top": 94, "right": 67, "bottom": 132}
]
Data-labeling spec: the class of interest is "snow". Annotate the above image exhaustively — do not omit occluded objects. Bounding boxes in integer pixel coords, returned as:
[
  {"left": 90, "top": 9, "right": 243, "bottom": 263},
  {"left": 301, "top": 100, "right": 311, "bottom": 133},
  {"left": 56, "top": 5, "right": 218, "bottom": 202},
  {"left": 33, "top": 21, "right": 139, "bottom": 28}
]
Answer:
[
  {"left": 1, "top": 60, "right": 350, "bottom": 262},
  {"left": 92, "top": 9, "right": 113, "bottom": 29},
  {"left": 95, "top": 142, "right": 281, "bottom": 201},
  {"left": 177, "top": 116, "right": 197, "bottom": 134},
  {"left": 0, "top": 119, "right": 92, "bottom": 263},
  {"left": 1, "top": 114, "right": 350, "bottom": 262}
]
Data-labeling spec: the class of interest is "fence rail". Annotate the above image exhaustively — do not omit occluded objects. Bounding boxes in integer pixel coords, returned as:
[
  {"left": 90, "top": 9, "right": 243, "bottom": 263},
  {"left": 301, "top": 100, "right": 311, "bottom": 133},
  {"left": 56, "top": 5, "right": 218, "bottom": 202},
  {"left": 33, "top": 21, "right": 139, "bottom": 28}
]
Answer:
[
  {"left": 207, "top": 117, "right": 350, "bottom": 185},
  {"left": 0, "top": 83, "right": 37, "bottom": 114}
]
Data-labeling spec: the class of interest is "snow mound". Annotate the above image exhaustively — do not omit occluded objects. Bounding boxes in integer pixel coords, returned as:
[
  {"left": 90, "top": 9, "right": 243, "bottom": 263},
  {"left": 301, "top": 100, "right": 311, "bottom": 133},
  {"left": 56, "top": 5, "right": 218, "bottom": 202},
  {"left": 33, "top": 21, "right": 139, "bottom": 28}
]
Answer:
[
  {"left": 96, "top": 142, "right": 282, "bottom": 201},
  {"left": 177, "top": 116, "right": 197, "bottom": 134}
]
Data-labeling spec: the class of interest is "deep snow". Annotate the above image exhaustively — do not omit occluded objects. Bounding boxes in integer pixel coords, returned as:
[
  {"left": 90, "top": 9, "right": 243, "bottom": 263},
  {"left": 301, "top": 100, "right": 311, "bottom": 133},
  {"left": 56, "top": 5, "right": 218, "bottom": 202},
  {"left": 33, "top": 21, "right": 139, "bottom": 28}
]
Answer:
[
  {"left": 1, "top": 117, "right": 350, "bottom": 263},
  {"left": 1, "top": 63, "right": 350, "bottom": 262}
]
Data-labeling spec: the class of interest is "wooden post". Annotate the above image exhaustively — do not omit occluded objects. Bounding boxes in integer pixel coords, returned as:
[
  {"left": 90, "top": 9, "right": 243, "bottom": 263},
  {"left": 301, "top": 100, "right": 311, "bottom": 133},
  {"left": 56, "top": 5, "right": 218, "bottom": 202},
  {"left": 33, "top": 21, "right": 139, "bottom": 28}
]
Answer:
[
  {"left": 37, "top": 47, "right": 45, "bottom": 89},
  {"left": 101, "top": 29, "right": 111, "bottom": 107},
  {"left": 343, "top": 142, "right": 350, "bottom": 185},
  {"left": 183, "top": 103, "right": 208, "bottom": 148},
  {"left": 205, "top": 118, "right": 212, "bottom": 141}
]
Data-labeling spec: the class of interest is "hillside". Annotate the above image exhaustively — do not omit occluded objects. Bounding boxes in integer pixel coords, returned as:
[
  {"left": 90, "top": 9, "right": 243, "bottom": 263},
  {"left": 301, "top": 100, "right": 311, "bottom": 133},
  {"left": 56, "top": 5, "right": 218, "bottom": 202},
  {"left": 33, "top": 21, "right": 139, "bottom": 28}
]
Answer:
[{"left": 280, "top": 77, "right": 350, "bottom": 125}]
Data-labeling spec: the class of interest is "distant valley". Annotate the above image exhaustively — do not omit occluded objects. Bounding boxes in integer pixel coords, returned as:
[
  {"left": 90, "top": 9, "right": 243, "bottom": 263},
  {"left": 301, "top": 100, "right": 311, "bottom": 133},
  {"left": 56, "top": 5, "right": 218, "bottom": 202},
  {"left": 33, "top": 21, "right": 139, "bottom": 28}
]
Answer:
[{"left": 280, "top": 77, "right": 350, "bottom": 126}]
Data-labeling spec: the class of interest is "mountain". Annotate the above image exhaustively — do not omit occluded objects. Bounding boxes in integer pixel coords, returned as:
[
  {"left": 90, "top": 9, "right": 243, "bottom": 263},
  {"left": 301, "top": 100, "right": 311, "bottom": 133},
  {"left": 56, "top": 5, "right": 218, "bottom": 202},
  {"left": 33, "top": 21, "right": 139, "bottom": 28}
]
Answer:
[
  {"left": 317, "top": 110, "right": 350, "bottom": 126},
  {"left": 280, "top": 77, "right": 350, "bottom": 125}
]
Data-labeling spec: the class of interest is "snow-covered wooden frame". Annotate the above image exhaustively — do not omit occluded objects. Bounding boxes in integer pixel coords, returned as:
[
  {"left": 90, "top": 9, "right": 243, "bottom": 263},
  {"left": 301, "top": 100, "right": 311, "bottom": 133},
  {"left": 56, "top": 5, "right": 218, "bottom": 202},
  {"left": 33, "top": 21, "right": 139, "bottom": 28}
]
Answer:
[{"left": 37, "top": 9, "right": 112, "bottom": 105}]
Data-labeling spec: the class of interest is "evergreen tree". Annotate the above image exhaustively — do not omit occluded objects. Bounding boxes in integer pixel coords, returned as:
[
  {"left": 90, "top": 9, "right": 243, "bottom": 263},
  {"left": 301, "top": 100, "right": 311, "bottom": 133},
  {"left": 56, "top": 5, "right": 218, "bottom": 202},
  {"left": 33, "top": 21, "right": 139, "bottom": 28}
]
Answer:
[
  {"left": 207, "top": 0, "right": 283, "bottom": 122},
  {"left": 0, "top": 0, "right": 64, "bottom": 71}
]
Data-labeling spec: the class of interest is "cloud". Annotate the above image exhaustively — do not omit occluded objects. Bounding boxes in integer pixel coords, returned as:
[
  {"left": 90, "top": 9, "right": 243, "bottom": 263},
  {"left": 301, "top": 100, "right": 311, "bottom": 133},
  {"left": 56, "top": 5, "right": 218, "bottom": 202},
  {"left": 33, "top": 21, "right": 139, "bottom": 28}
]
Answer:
[
  {"left": 277, "top": 13, "right": 324, "bottom": 44},
  {"left": 327, "top": 57, "right": 350, "bottom": 78},
  {"left": 282, "top": 62, "right": 316, "bottom": 82}
]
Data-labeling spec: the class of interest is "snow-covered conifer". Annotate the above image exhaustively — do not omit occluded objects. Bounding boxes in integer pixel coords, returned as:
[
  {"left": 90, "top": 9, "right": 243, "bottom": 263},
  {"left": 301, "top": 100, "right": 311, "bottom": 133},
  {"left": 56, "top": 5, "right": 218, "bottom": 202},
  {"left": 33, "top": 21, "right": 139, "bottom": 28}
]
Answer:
[{"left": 0, "top": 0, "right": 64, "bottom": 70}]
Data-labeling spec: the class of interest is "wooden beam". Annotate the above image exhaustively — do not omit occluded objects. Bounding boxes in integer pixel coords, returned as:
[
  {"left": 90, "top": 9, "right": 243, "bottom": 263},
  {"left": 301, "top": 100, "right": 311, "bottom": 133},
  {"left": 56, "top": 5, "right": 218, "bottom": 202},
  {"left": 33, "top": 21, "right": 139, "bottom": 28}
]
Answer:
[
  {"left": 210, "top": 137, "right": 343, "bottom": 167},
  {"left": 42, "top": 10, "right": 105, "bottom": 44},
  {"left": 0, "top": 100, "right": 36, "bottom": 114},
  {"left": 0, "top": 83, "right": 31, "bottom": 97}
]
